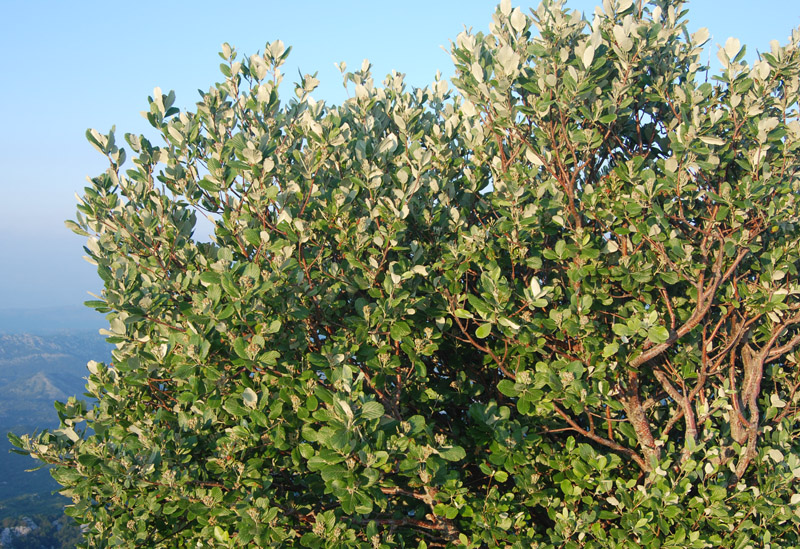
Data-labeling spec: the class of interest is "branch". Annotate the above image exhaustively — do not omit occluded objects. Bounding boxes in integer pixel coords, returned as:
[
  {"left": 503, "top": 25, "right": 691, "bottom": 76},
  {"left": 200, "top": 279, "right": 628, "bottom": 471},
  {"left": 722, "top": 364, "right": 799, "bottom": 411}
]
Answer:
[
  {"left": 445, "top": 291, "right": 515, "bottom": 380},
  {"left": 766, "top": 313, "right": 800, "bottom": 362},
  {"left": 652, "top": 369, "right": 698, "bottom": 462},
  {"left": 380, "top": 486, "right": 433, "bottom": 504},
  {"left": 551, "top": 403, "right": 647, "bottom": 471},
  {"left": 619, "top": 370, "right": 659, "bottom": 468},
  {"left": 630, "top": 247, "right": 750, "bottom": 369}
]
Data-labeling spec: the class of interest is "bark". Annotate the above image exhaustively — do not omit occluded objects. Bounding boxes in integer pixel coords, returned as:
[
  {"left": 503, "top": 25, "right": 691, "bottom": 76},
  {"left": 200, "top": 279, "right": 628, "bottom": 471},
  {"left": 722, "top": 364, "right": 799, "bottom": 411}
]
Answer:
[
  {"left": 652, "top": 368, "right": 698, "bottom": 464},
  {"left": 733, "top": 343, "right": 765, "bottom": 479},
  {"left": 620, "top": 370, "right": 659, "bottom": 469}
]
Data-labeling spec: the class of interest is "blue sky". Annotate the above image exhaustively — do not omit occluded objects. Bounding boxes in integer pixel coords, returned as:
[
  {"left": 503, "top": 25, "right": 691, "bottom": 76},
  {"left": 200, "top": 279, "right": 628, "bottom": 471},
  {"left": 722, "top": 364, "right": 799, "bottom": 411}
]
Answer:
[{"left": 0, "top": 0, "right": 798, "bottom": 312}]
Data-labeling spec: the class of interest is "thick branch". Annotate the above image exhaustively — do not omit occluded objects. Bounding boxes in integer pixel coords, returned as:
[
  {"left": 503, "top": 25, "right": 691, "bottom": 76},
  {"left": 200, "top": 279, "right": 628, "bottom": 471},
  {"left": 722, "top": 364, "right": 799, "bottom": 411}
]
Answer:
[
  {"left": 552, "top": 403, "right": 647, "bottom": 471},
  {"left": 619, "top": 370, "right": 659, "bottom": 468},
  {"left": 652, "top": 368, "right": 698, "bottom": 462},
  {"left": 631, "top": 247, "right": 750, "bottom": 369}
]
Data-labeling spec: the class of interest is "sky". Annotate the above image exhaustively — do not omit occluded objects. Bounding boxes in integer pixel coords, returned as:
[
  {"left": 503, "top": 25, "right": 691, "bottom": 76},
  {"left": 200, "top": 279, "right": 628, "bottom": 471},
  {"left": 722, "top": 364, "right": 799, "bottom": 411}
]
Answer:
[{"left": 0, "top": 0, "right": 798, "bottom": 314}]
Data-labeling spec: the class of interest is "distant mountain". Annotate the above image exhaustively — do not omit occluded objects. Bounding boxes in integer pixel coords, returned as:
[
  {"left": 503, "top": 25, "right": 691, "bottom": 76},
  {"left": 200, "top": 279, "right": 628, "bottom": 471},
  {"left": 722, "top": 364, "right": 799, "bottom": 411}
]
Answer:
[
  {"left": 0, "top": 332, "right": 109, "bottom": 386},
  {"left": 4, "top": 371, "right": 73, "bottom": 401},
  {"left": 0, "top": 331, "right": 108, "bottom": 361},
  {"left": 0, "top": 330, "right": 110, "bottom": 520}
]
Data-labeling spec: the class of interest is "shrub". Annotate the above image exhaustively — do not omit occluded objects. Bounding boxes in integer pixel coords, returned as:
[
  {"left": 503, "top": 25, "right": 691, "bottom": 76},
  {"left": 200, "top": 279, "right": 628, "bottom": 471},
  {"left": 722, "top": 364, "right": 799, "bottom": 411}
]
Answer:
[{"left": 12, "top": 0, "right": 800, "bottom": 546}]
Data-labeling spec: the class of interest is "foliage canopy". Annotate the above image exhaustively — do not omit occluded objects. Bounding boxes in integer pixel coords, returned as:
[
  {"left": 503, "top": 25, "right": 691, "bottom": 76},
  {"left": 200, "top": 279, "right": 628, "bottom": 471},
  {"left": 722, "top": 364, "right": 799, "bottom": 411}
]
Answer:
[{"left": 12, "top": 0, "right": 800, "bottom": 546}]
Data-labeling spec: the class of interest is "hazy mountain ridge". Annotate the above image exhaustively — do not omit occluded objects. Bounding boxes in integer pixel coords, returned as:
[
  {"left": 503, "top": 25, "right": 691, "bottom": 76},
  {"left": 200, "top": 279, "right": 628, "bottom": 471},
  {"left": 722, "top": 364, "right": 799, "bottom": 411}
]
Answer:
[
  {"left": 0, "top": 326, "right": 110, "bottom": 522},
  {"left": 0, "top": 332, "right": 108, "bottom": 395},
  {"left": 3, "top": 372, "right": 75, "bottom": 402},
  {"left": 0, "top": 332, "right": 108, "bottom": 361}
]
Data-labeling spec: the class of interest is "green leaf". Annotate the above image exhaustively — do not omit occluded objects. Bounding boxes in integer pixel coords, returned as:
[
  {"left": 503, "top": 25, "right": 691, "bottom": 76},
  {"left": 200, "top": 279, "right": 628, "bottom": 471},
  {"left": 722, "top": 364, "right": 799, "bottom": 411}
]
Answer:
[
  {"left": 199, "top": 271, "right": 221, "bottom": 285},
  {"left": 265, "top": 319, "right": 282, "bottom": 334},
  {"left": 438, "top": 446, "right": 466, "bottom": 461},
  {"left": 7, "top": 432, "right": 24, "bottom": 450},
  {"left": 64, "top": 220, "right": 91, "bottom": 236},
  {"left": 242, "top": 387, "right": 258, "bottom": 409},
  {"left": 233, "top": 337, "right": 249, "bottom": 359},
  {"left": 660, "top": 271, "right": 680, "bottom": 285},
  {"left": 223, "top": 398, "right": 248, "bottom": 417},
  {"left": 361, "top": 401, "right": 385, "bottom": 420},
  {"left": 497, "top": 379, "right": 519, "bottom": 397},
  {"left": 699, "top": 136, "right": 725, "bottom": 146},
  {"left": 213, "top": 526, "right": 230, "bottom": 543},
  {"left": 663, "top": 505, "right": 682, "bottom": 519},
  {"left": 648, "top": 326, "right": 670, "bottom": 344},
  {"left": 390, "top": 321, "right": 411, "bottom": 341},
  {"left": 467, "top": 294, "right": 494, "bottom": 318},
  {"left": 768, "top": 448, "right": 784, "bottom": 462},
  {"left": 198, "top": 178, "right": 220, "bottom": 192},
  {"left": 612, "top": 323, "right": 629, "bottom": 336},
  {"left": 475, "top": 323, "right": 492, "bottom": 338},
  {"left": 603, "top": 342, "right": 619, "bottom": 358}
]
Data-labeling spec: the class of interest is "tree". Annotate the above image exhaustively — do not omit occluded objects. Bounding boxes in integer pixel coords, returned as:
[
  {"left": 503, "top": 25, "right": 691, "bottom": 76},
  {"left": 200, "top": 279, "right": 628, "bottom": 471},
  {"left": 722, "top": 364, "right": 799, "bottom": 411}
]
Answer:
[{"left": 10, "top": 0, "right": 800, "bottom": 546}]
